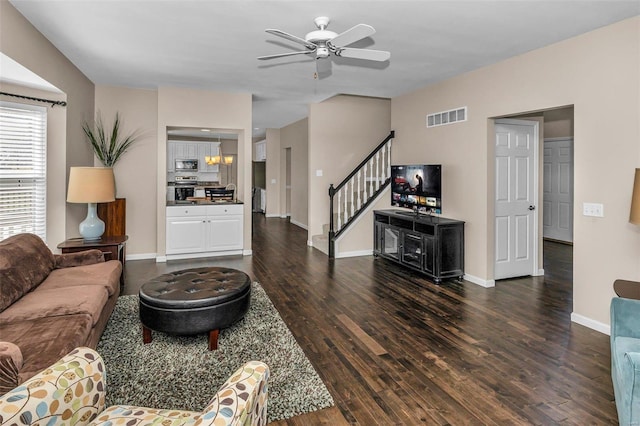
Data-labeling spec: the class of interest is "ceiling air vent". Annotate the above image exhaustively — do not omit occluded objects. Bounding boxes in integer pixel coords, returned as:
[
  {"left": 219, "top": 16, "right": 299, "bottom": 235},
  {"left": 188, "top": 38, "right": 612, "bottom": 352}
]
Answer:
[{"left": 426, "top": 107, "right": 467, "bottom": 128}]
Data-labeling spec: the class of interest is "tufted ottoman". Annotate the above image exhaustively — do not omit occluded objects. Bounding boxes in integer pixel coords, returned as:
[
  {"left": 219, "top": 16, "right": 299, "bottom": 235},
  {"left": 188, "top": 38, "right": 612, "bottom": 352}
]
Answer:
[{"left": 138, "top": 267, "right": 251, "bottom": 350}]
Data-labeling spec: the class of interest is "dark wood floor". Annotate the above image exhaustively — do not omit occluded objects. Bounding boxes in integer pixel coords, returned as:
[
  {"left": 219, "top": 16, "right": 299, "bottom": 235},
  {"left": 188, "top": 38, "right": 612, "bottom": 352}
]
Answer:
[{"left": 123, "top": 215, "right": 616, "bottom": 425}]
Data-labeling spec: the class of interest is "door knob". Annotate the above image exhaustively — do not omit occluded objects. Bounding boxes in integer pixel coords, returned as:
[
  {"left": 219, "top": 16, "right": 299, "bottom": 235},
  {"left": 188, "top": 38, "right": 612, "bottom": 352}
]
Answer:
[{"left": 528, "top": 205, "right": 536, "bottom": 211}]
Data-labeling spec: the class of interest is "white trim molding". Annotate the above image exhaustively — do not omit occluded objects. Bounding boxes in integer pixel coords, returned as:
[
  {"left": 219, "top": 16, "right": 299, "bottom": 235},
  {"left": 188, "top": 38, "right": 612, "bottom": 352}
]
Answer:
[
  {"left": 571, "top": 312, "right": 610, "bottom": 335},
  {"left": 290, "top": 219, "right": 308, "bottom": 230},
  {"left": 126, "top": 253, "right": 157, "bottom": 261},
  {"left": 464, "top": 274, "right": 496, "bottom": 288},
  {"left": 336, "top": 249, "right": 373, "bottom": 258}
]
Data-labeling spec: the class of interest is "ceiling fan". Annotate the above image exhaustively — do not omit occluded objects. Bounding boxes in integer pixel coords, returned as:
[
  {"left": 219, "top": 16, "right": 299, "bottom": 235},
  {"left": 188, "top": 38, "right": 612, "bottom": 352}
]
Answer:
[{"left": 257, "top": 16, "right": 391, "bottom": 63}]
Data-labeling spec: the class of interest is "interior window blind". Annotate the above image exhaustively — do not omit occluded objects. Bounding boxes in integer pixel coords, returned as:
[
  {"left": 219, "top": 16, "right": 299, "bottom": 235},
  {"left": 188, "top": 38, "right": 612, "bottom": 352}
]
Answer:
[{"left": 0, "top": 101, "right": 47, "bottom": 242}]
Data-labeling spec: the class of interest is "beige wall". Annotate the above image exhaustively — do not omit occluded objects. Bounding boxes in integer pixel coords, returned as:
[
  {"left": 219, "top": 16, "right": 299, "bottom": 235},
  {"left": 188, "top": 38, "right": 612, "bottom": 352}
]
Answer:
[
  {"left": 95, "top": 86, "right": 158, "bottom": 256},
  {"left": 156, "top": 87, "right": 253, "bottom": 256},
  {"left": 279, "top": 118, "right": 309, "bottom": 228},
  {"left": 265, "top": 128, "right": 281, "bottom": 217},
  {"left": 1, "top": 1, "right": 95, "bottom": 249},
  {"left": 308, "top": 95, "right": 391, "bottom": 246},
  {"left": 391, "top": 17, "right": 640, "bottom": 327}
]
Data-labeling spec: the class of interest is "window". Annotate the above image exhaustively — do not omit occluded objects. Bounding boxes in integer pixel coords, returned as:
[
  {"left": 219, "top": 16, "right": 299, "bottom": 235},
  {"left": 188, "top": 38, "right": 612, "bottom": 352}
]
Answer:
[{"left": 0, "top": 101, "right": 47, "bottom": 241}]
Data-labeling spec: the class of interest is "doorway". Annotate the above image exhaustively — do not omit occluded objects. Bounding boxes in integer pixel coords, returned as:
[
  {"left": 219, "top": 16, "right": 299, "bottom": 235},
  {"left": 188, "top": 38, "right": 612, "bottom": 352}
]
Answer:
[
  {"left": 285, "top": 148, "right": 291, "bottom": 217},
  {"left": 494, "top": 106, "right": 575, "bottom": 282}
]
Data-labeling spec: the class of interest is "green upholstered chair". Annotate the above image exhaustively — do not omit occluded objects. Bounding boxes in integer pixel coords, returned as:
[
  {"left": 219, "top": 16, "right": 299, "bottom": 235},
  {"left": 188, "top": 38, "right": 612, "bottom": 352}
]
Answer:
[{"left": 611, "top": 296, "right": 640, "bottom": 425}]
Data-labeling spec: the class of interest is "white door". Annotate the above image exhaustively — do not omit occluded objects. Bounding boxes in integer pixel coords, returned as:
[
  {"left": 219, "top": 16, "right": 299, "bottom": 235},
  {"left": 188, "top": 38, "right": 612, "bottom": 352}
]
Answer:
[
  {"left": 494, "top": 119, "right": 538, "bottom": 280},
  {"left": 543, "top": 137, "right": 573, "bottom": 243}
]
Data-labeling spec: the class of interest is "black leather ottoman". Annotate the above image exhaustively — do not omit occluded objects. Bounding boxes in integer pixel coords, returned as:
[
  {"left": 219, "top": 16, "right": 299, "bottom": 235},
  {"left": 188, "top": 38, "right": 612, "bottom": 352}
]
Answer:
[{"left": 139, "top": 267, "right": 251, "bottom": 350}]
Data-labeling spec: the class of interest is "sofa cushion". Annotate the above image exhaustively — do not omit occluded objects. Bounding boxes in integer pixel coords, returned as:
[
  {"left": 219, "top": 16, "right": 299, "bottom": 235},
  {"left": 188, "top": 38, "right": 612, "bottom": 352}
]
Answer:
[
  {"left": 0, "top": 285, "right": 108, "bottom": 327},
  {"left": 39, "top": 260, "right": 122, "bottom": 297},
  {"left": 0, "top": 234, "right": 55, "bottom": 312},
  {"left": 0, "top": 315, "right": 93, "bottom": 384}
]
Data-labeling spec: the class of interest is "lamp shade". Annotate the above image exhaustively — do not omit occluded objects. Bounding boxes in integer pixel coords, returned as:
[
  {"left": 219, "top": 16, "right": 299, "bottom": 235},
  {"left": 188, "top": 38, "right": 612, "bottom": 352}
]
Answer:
[
  {"left": 67, "top": 167, "right": 116, "bottom": 203},
  {"left": 631, "top": 168, "right": 640, "bottom": 225}
]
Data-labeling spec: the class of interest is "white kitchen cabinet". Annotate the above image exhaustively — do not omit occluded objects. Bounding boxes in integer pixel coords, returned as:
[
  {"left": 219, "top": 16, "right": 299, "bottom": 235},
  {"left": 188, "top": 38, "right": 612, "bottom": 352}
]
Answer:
[
  {"left": 166, "top": 204, "right": 243, "bottom": 256},
  {"left": 254, "top": 140, "right": 266, "bottom": 162},
  {"left": 197, "top": 142, "right": 220, "bottom": 172},
  {"left": 167, "top": 142, "right": 176, "bottom": 172},
  {"left": 168, "top": 141, "right": 201, "bottom": 172},
  {"left": 167, "top": 207, "right": 207, "bottom": 254},
  {"left": 207, "top": 206, "right": 243, "bottom": 251}
]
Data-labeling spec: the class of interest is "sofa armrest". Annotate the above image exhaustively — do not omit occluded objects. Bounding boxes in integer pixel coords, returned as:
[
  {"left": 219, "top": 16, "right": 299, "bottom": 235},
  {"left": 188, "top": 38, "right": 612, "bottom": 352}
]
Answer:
[
  {"left": 54, "top": 249, "right": 105, "bottom": 269},
  {"left": 0, "top": 342, "right": 23, "bottom": 395},
  {"left": 611, "top": 297, "right": 640, "bottom": 340},
  {"left": 197, "top": 361, "right": 269, "bottom": 426},
  {"left": 0, "top": 347, "right": 106, "bottom": 425}
]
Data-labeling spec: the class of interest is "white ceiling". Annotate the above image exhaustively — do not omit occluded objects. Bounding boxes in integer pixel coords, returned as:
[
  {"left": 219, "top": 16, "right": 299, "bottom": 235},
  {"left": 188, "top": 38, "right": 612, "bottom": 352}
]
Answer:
[{"left": 8, "top": 1, "right": 640, "bottom": 136}]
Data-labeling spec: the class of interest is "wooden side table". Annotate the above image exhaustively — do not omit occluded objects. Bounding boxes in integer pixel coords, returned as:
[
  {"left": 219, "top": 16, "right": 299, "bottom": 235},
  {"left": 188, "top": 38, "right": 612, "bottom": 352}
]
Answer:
[
  {"left": 57, "top": 235, "right": 128, "bottom": 287},
  {"left": 614, "top": 279, "right": 640, "bottom": 300}
]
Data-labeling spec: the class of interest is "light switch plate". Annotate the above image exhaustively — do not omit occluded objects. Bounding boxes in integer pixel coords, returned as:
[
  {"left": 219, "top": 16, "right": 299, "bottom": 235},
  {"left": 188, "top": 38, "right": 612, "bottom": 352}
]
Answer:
[
  {"left": 583, "top": 202, "right": 604, "bottom": 217},
  {"left": 316, "top": 169, "right": 323, "bottom": 177}
]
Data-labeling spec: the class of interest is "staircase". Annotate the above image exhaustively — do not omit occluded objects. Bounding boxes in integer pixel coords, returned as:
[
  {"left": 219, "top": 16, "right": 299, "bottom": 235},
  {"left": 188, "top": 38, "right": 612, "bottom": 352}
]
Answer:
[{"left": 312, "top": 131, "right": 394, "bottom": 257}]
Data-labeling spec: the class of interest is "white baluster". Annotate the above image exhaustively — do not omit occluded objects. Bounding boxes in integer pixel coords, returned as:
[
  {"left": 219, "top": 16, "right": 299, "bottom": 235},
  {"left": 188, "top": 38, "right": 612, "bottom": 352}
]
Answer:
[
  {"left": 375, "top": 150, "right": 381, "bottom": 191},
  {"left": 369, "top": 158, "right": 374, "bottom": 196},
  {"left": 381, "top": 145, "right": 387, "bottom": 182},
  {"left": 337, "top": 191, "right": 342, "bottom": 230},
  {"left": 363, "top": 162, "right": 368, "bottom": 200},
  {"left": 350, "top": 178, "right": 354, "bottom": 218},
  {"left": 342, "top": 186, "right": 348, "bottom": 226},
  {"left": 387, "top": 141, "right": 391, "bottom": 181},
  {"left": 357, "top": 171, "right": 362, "bottom": 210}
]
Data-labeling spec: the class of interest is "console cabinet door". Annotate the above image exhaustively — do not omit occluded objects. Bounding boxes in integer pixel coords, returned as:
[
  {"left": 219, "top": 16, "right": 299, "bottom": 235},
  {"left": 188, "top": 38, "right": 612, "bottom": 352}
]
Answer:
[
  {"left": 423, "top": 235, "right": 435, "bottom": 275},
  {"left": 166, "top": 216, "right": 207, "bottom": 254},
  {"left": 401, "top": 232, "right": 423, "bottom": 269},
  {"left": 207, "top": 215, "right": 243, "bottom": 251}
]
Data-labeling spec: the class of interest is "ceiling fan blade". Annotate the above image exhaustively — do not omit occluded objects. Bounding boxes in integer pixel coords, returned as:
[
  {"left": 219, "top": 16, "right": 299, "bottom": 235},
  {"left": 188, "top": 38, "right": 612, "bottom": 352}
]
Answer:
[
  {"left": 266, "top": 29, "right": 316, "bottom": 49},
  {"left": 329, "top": 23, "right": 375, "bottom": 48},
  {"left": 257, "top": 50, "right": 315, "bottom": 60},
  {"left": 336, "top": 47, "right": 390, "bottom": 62}
]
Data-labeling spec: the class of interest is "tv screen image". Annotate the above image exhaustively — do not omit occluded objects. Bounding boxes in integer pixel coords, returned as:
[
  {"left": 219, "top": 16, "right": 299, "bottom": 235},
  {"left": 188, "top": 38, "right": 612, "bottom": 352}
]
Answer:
[{"left": 390, "top": 164, "right": 442, "bottom": 214}]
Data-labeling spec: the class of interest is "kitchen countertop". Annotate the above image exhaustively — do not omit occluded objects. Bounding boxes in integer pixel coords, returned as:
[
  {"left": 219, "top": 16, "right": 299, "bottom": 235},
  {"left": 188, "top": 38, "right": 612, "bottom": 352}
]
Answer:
[{"left": 167, "top": 200, "right": 243, "bottom": 206}]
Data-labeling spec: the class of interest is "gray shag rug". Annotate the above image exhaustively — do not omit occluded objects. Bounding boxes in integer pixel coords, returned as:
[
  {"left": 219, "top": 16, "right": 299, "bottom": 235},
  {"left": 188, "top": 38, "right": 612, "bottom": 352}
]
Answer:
[{"left": 97, "top": 282, "right": 334, "bottom": 423}]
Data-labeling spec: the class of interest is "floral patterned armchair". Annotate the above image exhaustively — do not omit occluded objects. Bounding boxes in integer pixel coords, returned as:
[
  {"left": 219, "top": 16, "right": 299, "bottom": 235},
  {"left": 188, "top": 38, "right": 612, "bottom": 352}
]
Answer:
[{"left": 0, "top": 347, "right": 269, "bottom": 425}]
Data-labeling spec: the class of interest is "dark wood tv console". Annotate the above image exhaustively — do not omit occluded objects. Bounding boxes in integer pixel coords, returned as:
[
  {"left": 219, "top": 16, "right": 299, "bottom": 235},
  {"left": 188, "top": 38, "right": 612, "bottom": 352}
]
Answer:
[{"left": 373, "top": 209, "right": 465, "bottom": 283}]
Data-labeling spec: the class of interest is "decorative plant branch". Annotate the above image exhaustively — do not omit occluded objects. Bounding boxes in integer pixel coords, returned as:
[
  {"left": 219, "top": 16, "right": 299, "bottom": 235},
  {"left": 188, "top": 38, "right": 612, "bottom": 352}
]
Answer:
[{"left": 82, "top": 112, "right": 141, "bottom": 167}]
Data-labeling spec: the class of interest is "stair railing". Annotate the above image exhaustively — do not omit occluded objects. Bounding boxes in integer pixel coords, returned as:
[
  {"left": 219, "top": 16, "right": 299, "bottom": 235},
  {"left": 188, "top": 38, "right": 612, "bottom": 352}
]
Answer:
[{"left": 328, "top": 130, "right": 394, "bottom": 258}]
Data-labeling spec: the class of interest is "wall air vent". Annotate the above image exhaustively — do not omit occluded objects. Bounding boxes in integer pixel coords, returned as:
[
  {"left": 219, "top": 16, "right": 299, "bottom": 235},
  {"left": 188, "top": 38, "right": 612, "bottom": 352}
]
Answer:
[{"left": 426, "top": 107, "right": 467, "bottom": 128}]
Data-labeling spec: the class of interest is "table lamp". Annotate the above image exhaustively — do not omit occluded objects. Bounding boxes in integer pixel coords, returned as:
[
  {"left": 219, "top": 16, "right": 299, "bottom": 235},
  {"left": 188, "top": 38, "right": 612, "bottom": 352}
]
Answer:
[
  {"left": 67, "top": 167, "right": 115, "bottom": 240},
  {"left": 631, "top": 168, "right": 640, "bottom": 225}
]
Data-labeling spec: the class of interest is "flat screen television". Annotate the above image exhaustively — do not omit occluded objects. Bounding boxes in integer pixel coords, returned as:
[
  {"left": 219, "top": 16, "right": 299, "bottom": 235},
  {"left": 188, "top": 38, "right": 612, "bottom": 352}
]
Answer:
[{"left": 391, "top": 164, "right": 442, "bottom": 214}]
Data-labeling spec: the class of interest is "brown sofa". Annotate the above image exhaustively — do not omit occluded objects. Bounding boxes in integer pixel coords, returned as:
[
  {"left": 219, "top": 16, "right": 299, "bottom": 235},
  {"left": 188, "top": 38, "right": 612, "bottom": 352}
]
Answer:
[{"left": 0, "top": 233, "right": 121, "bottom": 394}]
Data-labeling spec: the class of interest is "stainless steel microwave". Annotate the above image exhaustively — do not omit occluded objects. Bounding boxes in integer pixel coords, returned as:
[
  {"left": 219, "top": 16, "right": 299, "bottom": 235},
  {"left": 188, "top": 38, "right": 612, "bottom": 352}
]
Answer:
[{"left": 175, "top": 159, "right": 198, "bottom": 171}]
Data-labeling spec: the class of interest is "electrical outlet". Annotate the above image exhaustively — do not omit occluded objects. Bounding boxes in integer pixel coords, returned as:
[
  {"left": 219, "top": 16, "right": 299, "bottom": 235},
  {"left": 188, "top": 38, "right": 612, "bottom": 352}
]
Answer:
[{"left": 583, "top": 202, "right": 604, "bottom": 217}]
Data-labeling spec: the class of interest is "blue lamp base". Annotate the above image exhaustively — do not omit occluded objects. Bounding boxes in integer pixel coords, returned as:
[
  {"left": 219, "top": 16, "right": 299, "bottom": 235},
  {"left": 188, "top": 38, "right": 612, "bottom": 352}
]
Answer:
[{"left": 79, "top": 203, "right": 105, "bottom": 240}]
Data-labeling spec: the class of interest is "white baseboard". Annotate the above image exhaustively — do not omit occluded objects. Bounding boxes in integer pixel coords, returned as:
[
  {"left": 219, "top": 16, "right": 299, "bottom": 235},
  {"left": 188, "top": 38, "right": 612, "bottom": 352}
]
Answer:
[
  {"left": 535, "top": 268, "right": 545, "bottom": 276},
  {"left": 336, "top": 249, "right": 373, "bottom": 258},
  {"left": 126, "top": 253, "right": 157, "bottom": 261},
  {"left": 571, "top": 312, "right": 610, "bottom": 335},
  {"left": 156, "top": 256, "right": 167, "bottom": 263},
  {"left": 242, "top": 249, "right": 253, "bottom": 256},
  {"left": 464, "top": 274, "right": 495, "bottom": 288},
  {"left": 290, "top": 219, "right": 308, "bottom": 230},
  {"left": 164, "top": 250, "right": 243, "bottom": 262},
  {"left": 307, "top": 240, "right": 313, "bottom": 246},
  {"left": 265, "top": 214, "right": 280, "bottom": 218}
]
